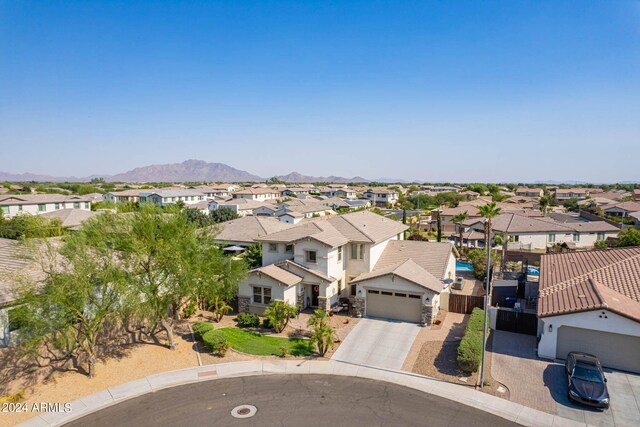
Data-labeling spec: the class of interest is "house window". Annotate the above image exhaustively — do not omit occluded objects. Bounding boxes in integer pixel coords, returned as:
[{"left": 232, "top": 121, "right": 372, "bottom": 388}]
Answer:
[
  {"left": 547, "top": 234, "right": 556, "bottom": 243},
  {"left": 306, "top": 250, "right": 317, "bottom": 263},
  {"left": 337, "top": 246, "right": 342, "bottom": 262},
  {"left": 285, "top": 244, "right": 293, "bottom": 254},
  {"left": 73, "top": 202, "right": 80, "bottom": 209},
  {"left": 54, "top": 203, "right": 60, "bottom": 210},
  {"left": 0, "top": 206, "right": 8, "bottom": 215},
  {"left": 269, "top": 243, "right": 278, "bottom": 252},
  {"left": 253, "top": 286, "right": 271, "bottom": 305},
  {"left": 337, "top": 279, "right": 342, "bottom": 295},
  {"left": 573, "top": 233, "right": 580, "bottom": 242},
  {"left": 597, "top": 232, "right": 605, "bottom": 241},
  {"left": 350, "top": 243, "right": 364, "bottom": 260},
  {"left": 38, "top": 204, "right": 46, "bottom": 212},
  {"left": 350, "top": 277, "right": 357, "bottom": 296},
  {"left": 8, "top": 306, "right": 26, "bottom": 332},
  {"left": 84, "top": 202, "right": 90, "bottom": 209},
  {"left": 18, "top": 205, "right": 22, "bottom": 211},
  {"left": 510, "top": 235, "right": 519, "bottom": 242}
]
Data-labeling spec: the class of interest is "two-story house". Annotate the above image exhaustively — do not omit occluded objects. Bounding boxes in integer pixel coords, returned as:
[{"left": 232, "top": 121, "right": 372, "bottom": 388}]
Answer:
[
  {"left": 139, "top": 189, "right": 207, "bottom": 206},
  {"left": 233, "top": 188, "right": 281, "bottom": 202},
  {"left": 103, "top": 189, "right": 148, "bottom": 204},
  {"left": 514, "top": 187, "right": 544, "bottom": 198},
  {"left": 0, "top": 194, "right": 92, "bottom": 218},
  {"left": 363, "top": 188, "right": 399, "bottom": 207},
  {"left": 237, "top": 211, "right": 457, "bottom": 325},
  {"left": 462, "top": 213, "right": 619, "bottom": 251}
]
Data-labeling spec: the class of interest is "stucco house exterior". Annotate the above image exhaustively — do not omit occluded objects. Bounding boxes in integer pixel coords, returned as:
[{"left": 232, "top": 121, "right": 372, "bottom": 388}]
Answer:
[
  {"left": 514, "top": 188, "right": 544, "bottom": 198},
  {"left": 237, "top": 211, "right": 457, "bottom": 325},
  {"left": 139, "top": 189, "right": 207, "bottom": 206},
  {"left": 463, "top": 213, "right": 619, "bottom": 252},
  {"left": 103, "top": 189, "right": 147, "bottom": 204},
  {"left": 232, "top": 188, "right": 281, "bottom": 202},
  {"left": 537, "top": 248, "right": 640, "bottom": 373},
  {"left": 0, "top": 194, "right": 92, "bottom": 218},
  {"left": 363, "top": 188, "right": 399, "bottom": 207}
]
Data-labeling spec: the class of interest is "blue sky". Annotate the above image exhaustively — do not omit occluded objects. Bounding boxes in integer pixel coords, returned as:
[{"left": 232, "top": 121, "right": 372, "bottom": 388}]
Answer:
[{"left": 1, "top": 1, "right": 639, "bottom": 182}]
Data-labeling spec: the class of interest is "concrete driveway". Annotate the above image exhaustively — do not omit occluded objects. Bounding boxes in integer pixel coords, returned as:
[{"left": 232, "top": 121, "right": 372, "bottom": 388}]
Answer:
[
  {"left": 491, "top": 330, "right": 640, "bottom": 427},
  {"left": 331, "top": 317, "right": 421, "bottom": 369}
]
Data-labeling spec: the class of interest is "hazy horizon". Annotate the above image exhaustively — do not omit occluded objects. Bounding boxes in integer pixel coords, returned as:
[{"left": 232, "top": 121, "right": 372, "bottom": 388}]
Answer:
[{"left": 2, "top": 1, "right": 639, "bottom": 182}]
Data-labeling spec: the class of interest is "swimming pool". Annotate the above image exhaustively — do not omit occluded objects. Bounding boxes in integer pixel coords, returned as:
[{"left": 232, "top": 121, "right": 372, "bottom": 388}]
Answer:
[
  {"left": 456, "top": 260, "right": 475, "bottom": 271},
  {"left": 527, "top": 266, "right": 540, "bottom": 276}
]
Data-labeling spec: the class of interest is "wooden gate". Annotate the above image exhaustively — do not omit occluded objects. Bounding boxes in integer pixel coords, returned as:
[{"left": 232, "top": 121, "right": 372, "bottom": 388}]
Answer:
[
  {"left": 495, "top": 309, "right": 537, "bottom": 335},
  {"left": 448, "top": 294, "right": 485, "bottom": 314}
]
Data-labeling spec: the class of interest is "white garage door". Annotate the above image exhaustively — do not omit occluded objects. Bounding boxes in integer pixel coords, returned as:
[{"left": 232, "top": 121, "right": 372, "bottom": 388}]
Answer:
[
  {"left": 365, "top": 289, "right": 422, "bottom": 323},
  {"left": 557, "top": 326, "right": 640, "bottom": 373}
]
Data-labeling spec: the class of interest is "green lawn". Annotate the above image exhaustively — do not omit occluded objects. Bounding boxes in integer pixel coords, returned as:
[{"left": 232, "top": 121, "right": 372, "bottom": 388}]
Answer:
[{"left": 218, "top": 328, "right": 315, "bottom": 356}]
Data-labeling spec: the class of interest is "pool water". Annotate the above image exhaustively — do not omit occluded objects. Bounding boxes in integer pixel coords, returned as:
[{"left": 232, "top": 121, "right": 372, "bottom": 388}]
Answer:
[
  {"left": 527, "top": 266, "right": 540, "bottom": 276},
  {"left": 456, "top": 260, "right": 475, "bottom": 271}
]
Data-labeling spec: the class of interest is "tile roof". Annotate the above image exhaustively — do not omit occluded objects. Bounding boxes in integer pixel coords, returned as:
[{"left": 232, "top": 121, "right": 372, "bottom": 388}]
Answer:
[
  {"left": 140, "top": 189, "right": 205, "bottom": 197},
  {"left": 0, "top": 194, "right": 91, "bottom": 206},
  {"left": 213, "top": 216, "right": 293, "bottom": 244},
  {"left": 538, "top": 247, "right": 640, "bottom": 322},
  {"left": 602, "top": 201, "right": 640, "bottom": 213},
  {"left": 352, "top": 258, "right": 444, "bottom": 293},
  {"left": 251, "top": 264, "right": 303, "bottom": 287},
  {"left": 257, "top": 211, "right": 408, "bottom": 246},
  {"left": 0, "top": 238, "right": 55, "bottom": 306},
  {"left": 40, "top": 209, "right": 101, "bottom": 228},
  {"left": 372, "top": 240, "right": 456, "bottom": 280}
]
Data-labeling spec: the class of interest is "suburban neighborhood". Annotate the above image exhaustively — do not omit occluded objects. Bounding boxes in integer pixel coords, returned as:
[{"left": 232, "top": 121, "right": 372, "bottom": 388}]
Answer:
[
  {"left": 1, "top": 175, "right": 640, "bottom": 427},
  {"left": 2, "top": 1, "right": 640, "bottom": 426}
]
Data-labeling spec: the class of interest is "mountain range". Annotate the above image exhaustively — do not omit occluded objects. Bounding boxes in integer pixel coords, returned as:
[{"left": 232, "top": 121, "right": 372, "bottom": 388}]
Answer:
[
  {"left": 0, "top": 160, "right": 371, "bottom": 183},
  {"left": 0, "top": 160, "right": 637, "bottom": 184}
]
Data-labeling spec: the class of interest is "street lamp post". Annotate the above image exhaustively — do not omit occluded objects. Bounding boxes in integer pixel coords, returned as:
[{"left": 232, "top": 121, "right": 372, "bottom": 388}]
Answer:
[{"left": 479, "top": 219, "right": 492, "bottom": 389}]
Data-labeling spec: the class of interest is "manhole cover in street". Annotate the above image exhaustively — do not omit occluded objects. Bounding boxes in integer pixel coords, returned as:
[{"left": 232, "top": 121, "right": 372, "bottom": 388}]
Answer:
[{"left": 231, "top": 404, "right": 257, "bottom": 419}]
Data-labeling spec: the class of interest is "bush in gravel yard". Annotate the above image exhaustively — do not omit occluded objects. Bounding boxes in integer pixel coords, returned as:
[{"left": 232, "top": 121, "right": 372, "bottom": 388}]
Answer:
[
  {"left": 457, "top": 308, "right": 486, "bottom": 373},
  {"left": 237, "top": 312, "right": 260, "bottom": 328},
  {"left": 192, "top": 322, "right": 214, "bottom": 341},
  {"left": 202, "top": 330, "right": 229, "bottom": 356},
  {"left": 262, "top": 317, "right": 272, "bottom": 329}
]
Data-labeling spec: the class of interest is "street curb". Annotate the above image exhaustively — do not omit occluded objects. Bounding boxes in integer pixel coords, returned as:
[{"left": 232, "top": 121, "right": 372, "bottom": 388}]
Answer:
[{"left": 17, "top": 360, "right": 585, "bottom": 427}]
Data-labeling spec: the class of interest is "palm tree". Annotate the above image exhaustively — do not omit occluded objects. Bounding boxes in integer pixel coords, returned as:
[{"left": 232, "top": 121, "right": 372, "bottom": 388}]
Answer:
[
  {"left": 492, "top": 232, "right": 508, "bottom": 273},
  {"left": 478, "top": 202, "right": 502, "bottom": 252},
  {"left": 210, "top": 296, "right": 233, "bottom": 323},
  {"left": 451, "top": 211, "right": 469, "bottom": 251},
  {"left": 307, "top": 309, "right": 337, "bottom": 356},
  {"left": 477, "top": 201, "right": 501, "bottom": 390},
  {"left": 539, "top": 195, "right": 550, "bottom": 215}
]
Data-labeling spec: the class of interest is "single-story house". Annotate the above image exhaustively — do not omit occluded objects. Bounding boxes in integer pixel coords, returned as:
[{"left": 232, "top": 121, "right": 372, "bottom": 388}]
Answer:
[{"left": 537, "top": 248, "right": 640, "bottom": 373}]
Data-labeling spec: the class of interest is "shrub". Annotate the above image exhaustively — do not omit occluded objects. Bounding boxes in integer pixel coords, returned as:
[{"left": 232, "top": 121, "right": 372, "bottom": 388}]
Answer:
[
  {"left": 279, "top": 346, "right": 289, "bottom": 358},
  {"left": 182, "top": 300, "right": 197, "bottom": 319},
  {"left": 237, "top": 312, "right": 260, "bottom": 328},
  {"left": 262, "top": 317, "right": 272, "bottom": 329},
  {"left": 263, "top": 300, "right": 297, "bottom": 333},
  {"left": 457, "top": 308, "right": 486, "bottom": 373},
  {"left": 202, "top": 330, "right": 229, "bottom": 356},
  {"left": 192, "top": 322, "right": 214, "bottom": 341}
]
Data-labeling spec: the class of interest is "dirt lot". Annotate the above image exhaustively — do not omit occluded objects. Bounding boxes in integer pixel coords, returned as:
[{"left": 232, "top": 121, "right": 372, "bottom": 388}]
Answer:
[
  {"left": 0, "top": 324, "right": 199, "bottom": 427},
  {"left": 0, "top": 310, "right": 359, "bottom": 426}
]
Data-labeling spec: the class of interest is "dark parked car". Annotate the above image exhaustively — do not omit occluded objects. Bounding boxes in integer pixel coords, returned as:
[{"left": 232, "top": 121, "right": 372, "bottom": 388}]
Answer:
[{"left": 565, "top": 352, "right": 610, "bottom": 409}]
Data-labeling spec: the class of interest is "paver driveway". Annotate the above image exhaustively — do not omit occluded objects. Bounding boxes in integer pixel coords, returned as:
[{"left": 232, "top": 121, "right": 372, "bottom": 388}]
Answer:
[
  {"left": 331, "top": 317, "right": 420, "bottom": 369},
  {"left": 491, "top": 330, "right": 640, "bottom": 427}
]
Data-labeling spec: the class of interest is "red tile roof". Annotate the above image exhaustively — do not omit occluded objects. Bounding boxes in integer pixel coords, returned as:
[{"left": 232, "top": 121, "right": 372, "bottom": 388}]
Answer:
[{"left": 538, "top": 247, "right": 640, "bottom": 322}]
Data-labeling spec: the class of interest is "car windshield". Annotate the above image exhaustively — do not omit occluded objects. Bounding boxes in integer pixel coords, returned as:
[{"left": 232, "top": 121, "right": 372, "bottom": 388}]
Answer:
[{"left": 573, "top": 364, "right": 604, "bottom": 383}]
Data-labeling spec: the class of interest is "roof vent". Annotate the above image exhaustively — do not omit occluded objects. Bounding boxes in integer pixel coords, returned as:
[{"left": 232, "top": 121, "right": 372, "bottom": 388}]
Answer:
[{"left": 578, "top": 294, "right": 586, "bottom": 298}]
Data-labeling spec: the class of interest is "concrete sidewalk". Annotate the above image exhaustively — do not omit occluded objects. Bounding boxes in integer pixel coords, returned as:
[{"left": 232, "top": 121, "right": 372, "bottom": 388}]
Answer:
[{"left": 18, "top": 360, "right": 588, "bottom": 427}]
